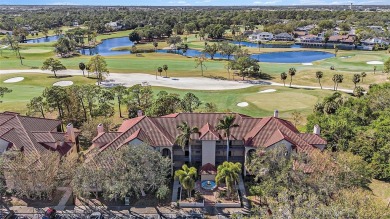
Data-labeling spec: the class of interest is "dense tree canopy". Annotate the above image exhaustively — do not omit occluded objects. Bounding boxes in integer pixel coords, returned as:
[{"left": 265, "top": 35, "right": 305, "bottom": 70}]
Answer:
[{"left": 307, "top": 83, "right": 390, "bottom": 180}]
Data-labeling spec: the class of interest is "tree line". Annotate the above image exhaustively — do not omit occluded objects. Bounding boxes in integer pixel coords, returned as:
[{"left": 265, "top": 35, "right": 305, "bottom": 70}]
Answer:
[{"left": 307, "top": 83, "right": 390, "bottom": 180}]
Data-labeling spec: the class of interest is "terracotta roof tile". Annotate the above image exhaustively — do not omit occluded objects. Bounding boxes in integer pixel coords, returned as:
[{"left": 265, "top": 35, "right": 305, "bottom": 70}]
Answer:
[
  {"left": 298, "top": 133, "right": 327, "bottom": 145},
  {"left": 93, "top": 113, "right": 326, "bottom": 154},
  {"left": 199, "top": 123, "right": 220, "bottom": 140},
  {"left": 199, "top": 163, "right": 217, "bottom": 175}
]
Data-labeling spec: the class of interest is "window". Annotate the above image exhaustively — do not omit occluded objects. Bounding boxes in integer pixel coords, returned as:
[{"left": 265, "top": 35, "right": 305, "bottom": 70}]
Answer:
[
  {"left": 229, "top": 151, "right": 232, "bottom": 157},
  {"left": 196, "top": 150, "right": 201, "bottom": 154},
  {"left": 185, "top": 151, "right": 189, "bottom": 156}
]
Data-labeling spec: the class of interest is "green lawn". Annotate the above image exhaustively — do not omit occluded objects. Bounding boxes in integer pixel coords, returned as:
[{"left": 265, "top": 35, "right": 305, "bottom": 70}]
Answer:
[
  {"left": 369, "top": 179, "right": 390, "bottom": 205},
  {"left": 0, "top": 73, "right": 335, "bottom": 129},
  {"left": 1, "top": 33, "right": 388, "bottom": 91}
]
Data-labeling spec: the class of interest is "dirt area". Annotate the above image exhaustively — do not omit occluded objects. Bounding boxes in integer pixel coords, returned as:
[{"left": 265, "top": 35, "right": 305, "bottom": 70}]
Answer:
[{"left": 2, "top": 190, "right": 65, "bottom": 207}]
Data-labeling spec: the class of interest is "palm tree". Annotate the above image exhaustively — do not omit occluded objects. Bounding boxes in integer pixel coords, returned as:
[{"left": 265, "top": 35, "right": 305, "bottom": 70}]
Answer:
[
  {"left": 334, "top": 45, "right": 338, "bottom": 57},
  {"left": 316, "top": 71, "right": 323, "bottom": 89},
  {"left": 175, "top": 121, "right": 199, "bottom": 163},
  {"left": 175, "top": 164, "right": 197, "bottom": 199},
  {"left": 280, "top": 72, "right": 287, "bottom": 86},
  {"left": 373, "top": 66, "right": 377, "bottom": 74},
  {"left": 336, "top": 74, "right": 344, "bottom": 91},
  {"left": 332, "top": 74, "right": 338, "bottom": 91},
  {"left": 216, "top": 115, "right": 239, "bottom": 161},
  {"left": 157, "top": 67, "right": 163, "bottom": 77},
  {"left": 153, "top": 41, "right": 158, "bottom": 52},
  {"left": 288, "top": 67, "right": 296, "bottom": 87},
  {"left": 79, "top": 62, "right": 86, "bottom": 77},
  {"left": 257, "top": 41, "right": 262, "bottom": 52},
  {"left": 215, "top": 161, "right": 242, "bottom": 198},
  {"left": 352, "top": 74, "right": 361, "bottom": 88},
  {"left": 361, "top": 72, "right": 367, "bottom": 83},
  {"left": 163, "top": 64, "right": 168, "bottom": 77}
]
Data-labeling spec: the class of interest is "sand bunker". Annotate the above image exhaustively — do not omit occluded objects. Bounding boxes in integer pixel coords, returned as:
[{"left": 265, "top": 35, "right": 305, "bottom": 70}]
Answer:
[
  {"left": 3, "top": 77, "right": 24, "bottom": 83},
  {"left": 367, "top": 61, "right": 384, "bottom": 65},
  {"left": 259, "top": 89, "right": 276, "bottom": 93},
  {"left": 237, "top": 102, "right": 249, "bottom": 107},
  {"left": 302, "top": 63, "right": 313, "bottom": 65},
  {"left": 53, "top": 81, "right": 73, "bottom": 87}
]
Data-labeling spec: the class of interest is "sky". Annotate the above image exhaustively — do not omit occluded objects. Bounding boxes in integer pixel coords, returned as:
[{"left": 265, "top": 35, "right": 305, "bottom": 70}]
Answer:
[{"left": 2, "top": 0, "right": 389, "bottom": 6}]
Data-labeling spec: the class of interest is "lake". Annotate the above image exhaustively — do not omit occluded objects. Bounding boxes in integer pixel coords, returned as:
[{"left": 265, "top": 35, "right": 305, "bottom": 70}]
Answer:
[{"left": 33, "top": 36, "right": 332, "bottom": 63}]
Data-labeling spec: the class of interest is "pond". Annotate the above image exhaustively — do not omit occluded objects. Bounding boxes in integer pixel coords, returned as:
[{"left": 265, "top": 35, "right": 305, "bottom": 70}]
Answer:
[
  {"left": 25, "top": 35, "right": 60, "bottom": 43},
  {"left": 80, "top": 37, "right": 134, "bottom": 56},
  {"left": 78, "top": 36, "right": 333, "bottom": 63},
  {"left": 250, "top": 51, "right": 334, "bottom": 63}
]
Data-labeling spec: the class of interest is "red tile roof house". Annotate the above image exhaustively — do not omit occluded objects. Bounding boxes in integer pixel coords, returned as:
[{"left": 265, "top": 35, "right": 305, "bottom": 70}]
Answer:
[
  {"left": 89, "top": 111, "right": 326, "bottom": 176},
  {"left": 0, "top": 112, "right": 79, "bottom": 189},
  {"left": 327, "top": 34, "right": 356, "bottom": 45}
]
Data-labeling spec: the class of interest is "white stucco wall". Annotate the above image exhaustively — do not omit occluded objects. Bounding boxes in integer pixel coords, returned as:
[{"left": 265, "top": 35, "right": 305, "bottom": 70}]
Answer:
[
  {"left": 0, "top": 138, "right": 9, "bottom": 153},
  {"left": 267, "top": 140, "right": 292, "bottom": 154},
  {"left": 201, "top": 174, "right": 216, "bottom": 182},
  {"left": 202, "top": 141, "right": 216, "bottom": 166}
]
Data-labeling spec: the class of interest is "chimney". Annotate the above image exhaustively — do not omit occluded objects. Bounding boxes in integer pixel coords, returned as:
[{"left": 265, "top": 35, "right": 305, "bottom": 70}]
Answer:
[
  {"left": 313, "top": 124, "right": 320, "bottom": 135},
  {"left": 273, "top": 110, "right": 279, "bottom": 118},
  {"left": 137, "top": 110, "right": 143, "bottom": 117},
  {"left": 66, "top": 123, "right": 76, "bottom": 143},
  {"left": 97, "top": 123, "right": 104, "bottom": 134}
]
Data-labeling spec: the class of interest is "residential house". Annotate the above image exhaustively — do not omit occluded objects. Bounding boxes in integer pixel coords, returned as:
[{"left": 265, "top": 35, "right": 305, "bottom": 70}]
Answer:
[
  {"left": 361, "top": 37, "right": 389, "bottom": 50},
  {"left": 327, "top": 34, "right": 356, "bottom": 45},
  {"left": 293, "top": 31, "right": 307, "bottom": 38},
  {"left": 300, "top": 34, "right": 324, "bottom": 43},
  {"left": 105, "top": 21, "right": 122, "bottom": 31},
  {"left": 73, "top": 21, "right": 79, "bottom": 27},
  {"left": 274, "top": 32, "right": 294, "bottom": 41},
  {"left": 0, "top": 111, "right": 79, "bottom": 157},
  {"left": 248, "top": 32, "right": 273, "bottom": 42},
  {"left": 89, "top": 111, "right": 326, "bottom": 176},
  {"left": 367, "top": 26, "right": 384, "bottom": 32}
]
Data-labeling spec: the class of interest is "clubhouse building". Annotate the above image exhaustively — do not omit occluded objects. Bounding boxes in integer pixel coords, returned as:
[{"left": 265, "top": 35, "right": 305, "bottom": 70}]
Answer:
[{"left": 90, "top": 111, "right": 326, "bottom": 175}]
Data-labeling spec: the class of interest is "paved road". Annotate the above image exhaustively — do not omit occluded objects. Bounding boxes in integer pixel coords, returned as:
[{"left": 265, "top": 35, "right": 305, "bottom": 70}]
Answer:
[{"left": 0, "top": 70, "right": 354, "bottom": 93}]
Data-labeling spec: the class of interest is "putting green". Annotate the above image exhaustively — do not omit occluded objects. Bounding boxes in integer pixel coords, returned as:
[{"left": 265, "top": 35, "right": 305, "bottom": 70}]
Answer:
[
  {"left": 245, "top": 90, "right": 319, "bottom": 112},
  {"left": 21, "top": 48, "right": 53, "bottom": 54}
]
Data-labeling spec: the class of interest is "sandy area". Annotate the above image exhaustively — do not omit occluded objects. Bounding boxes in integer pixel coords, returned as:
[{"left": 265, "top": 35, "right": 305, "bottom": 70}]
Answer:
[
  {"left": 367, "top": 61, "right": 384, "bottom": 65},
  {"left": 3, "top": 77, "right": 24, "bottom": 83},
  {"left": 237, "top": 102, "right": 249, "bottom": 107},
  {"left": 302, "top": 63, "right": 313, "bottom": 65},
  {"left": 259, "top": 89, "right": 276, "bottom": 93},
  {"left": 53, "top": 81, "right": 74, "bottom": 86},
  {"left": 0, "top": 70, "right": 252, "bottom": 90}
]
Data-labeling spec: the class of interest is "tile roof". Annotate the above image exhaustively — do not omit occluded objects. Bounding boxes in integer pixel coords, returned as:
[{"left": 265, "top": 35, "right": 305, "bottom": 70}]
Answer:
[
  {"left": 0, "top": 112, "right": 75, "bottom": 158},
  {"left": 199, "top": 163, "right": 217, "bottom": 175},
  {"left": 298, "top": 133, "right": 327, "bottom": 145},
  {"left": 199, "top": 123, "right": 220, "bottom": 140},
  {"left": 94, "top": 113, "right": 326, "bottom": 153}
]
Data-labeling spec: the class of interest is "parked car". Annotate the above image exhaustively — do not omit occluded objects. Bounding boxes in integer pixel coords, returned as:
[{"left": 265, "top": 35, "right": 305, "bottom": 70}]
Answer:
[
  {"left": 89, "top": 212, "right": 103, "bottom": 219},
  {"left": 5, "top": 210, "right": 17, "bottom": 219},
  {"left": 42, "top": 208, "right": 57, "bottom": 219}
]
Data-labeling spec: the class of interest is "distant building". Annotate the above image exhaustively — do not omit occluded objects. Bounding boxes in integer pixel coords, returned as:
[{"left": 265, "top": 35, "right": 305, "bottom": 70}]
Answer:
[
  {"left": 274, "top": 32, "right": 294, "bottom": 41},
  {"left": 367, "top": 26, "right": 384, "bottom": 32},
  {"left": 248, "top": 32, "right": 273, "bottom": 42},
  {"left": 105, "top": 21, "right": 122, "bottom": 31},
  {"left": 300, "top": 34, "right": 324, "bottom": 43},
  {"left": 72, "top": 21, "right": 79, "bottom": 27},
  {"left": 328, "top": 34, "right": 356, "bottom": 45}
]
